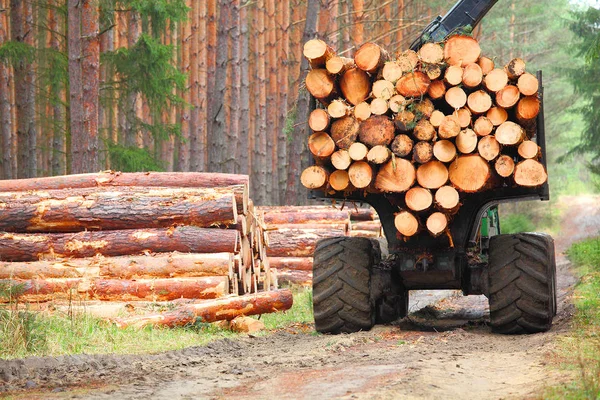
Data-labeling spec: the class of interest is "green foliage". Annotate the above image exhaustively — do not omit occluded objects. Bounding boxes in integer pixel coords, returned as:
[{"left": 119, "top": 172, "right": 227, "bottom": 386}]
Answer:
[
  {"left": 124, "top": 0, "right": 188, "bottom": 37},
  {"left": 104, "top": 34, "right": 185, "bottom": 111},
  {"left": 0, "top": 41, "right": 35, "bottom": 66},
  {"left": 261, "top": 289, "right": 313, "bottom": 329},
  {"left": 546, "top": 238, "right": 600, "bottom": 399},
  {"left": 500, "top": 213, "right": 536, "bottom": 234},
  {"left": 106, "top": 142, "right": 164, "bottom": 172},
  {"left": 565, "top": 6, "right": 600, "bottom": 176}
]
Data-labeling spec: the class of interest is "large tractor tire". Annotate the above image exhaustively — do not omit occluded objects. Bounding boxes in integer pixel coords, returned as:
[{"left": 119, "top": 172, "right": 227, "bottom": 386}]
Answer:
[
  {"left": 312, "top": 237, "right": 379, "bottom": 334},
  {"left": 488, "top": 233, "right": 556, "bottom": 334}
]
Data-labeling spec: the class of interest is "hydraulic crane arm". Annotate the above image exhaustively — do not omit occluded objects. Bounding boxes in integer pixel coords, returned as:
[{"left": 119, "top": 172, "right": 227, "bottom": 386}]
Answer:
[{"left": 409, "top": 0, "right": 498, "bottom": 51}]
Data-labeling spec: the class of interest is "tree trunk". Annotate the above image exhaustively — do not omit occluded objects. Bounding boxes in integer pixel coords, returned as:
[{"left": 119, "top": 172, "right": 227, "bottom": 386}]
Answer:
[
  {"left": 0, "top": 252, "right": 234, "bottom": 280},
  {"left": 266, "top": 228, "right": 345, "bottom": 257},
  {"left": 277, "top": 0, "right": 290, "bottom": 202},
  {"left": 236, "top": 4, "right": 250, "bottom": 175},
  {"left": 284, "top": 0, "right": 320, "bottom": 205},
  {"left": 188, "top": 0, "right": 202, "bottom": 172},
  {"left": 0, "top": 171, "right": 249, "bottom": 192},
  {"left": 0, "top": 227, "right": 240, "bottom": 262},
  {"left": 266, "top": 0, "right": 278, "bottom": 201},
  {"left": 72, "top": 0, "right": 100, "bottom": 174},
  {"left": 124, "top": 10, "right": 141, "bottom": 147},
  {"left": 2, "top": 277, "right": 229, "bottom": 303},
  {"left": 351, "top": 0, "right": 364, "bottom": 47},
  {"left": 11, "top": 0, "right": 37, "bottom": 178},
  {"left": 225, "top": 0, "right": 241, "bottom": 174},
  {"left": 0, "top": 187, "right": 239, "bottom": 233},
  {"left": 111, "top": 289, "right": 293, "bottom": 329},
  {"left": 0, "top": 2, "right": 13, "bottom": 178}
]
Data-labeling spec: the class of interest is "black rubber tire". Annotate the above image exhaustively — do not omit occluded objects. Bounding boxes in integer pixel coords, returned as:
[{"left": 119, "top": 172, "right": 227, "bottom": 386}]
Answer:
[
  {"left": 312, "top": 237, "right": 378, "bottom": 334},
  {"left": 488, "top": 233, "right": 556, "bottom": 334}
]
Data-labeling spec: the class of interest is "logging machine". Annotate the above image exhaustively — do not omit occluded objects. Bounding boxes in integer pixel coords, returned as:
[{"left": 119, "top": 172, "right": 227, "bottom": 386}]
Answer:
[{"left": 309, "top": 0, "right": 557, "bottom": 335}]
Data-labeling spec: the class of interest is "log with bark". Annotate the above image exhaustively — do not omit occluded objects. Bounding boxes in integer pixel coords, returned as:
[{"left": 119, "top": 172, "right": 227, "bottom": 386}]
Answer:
[
  {"left": 274, "top": 269, "right": 313, "bottom": 287},
  {"left": 0, "top": 226, "right": 240, "bottom": 262},
  {"left": 0, "top": 187, "right": 239, "bottom": 233},
  {"left": 266, "top": 228, "right": 346, "bottom": 257},
  {"left": 111, "top": 289, "right": 294, "bottom": 329},
  {"left": 268, "top": 257, "right": 313, "bottom": 271}
]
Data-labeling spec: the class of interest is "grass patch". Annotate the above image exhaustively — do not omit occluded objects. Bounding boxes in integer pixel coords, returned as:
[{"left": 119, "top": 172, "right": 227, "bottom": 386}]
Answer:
[
  {"left": 546, "top": 237, "right": 600, "bottom": 399},
  {"left": 0, "top": 288, "right": 314, "bottom": 360}
]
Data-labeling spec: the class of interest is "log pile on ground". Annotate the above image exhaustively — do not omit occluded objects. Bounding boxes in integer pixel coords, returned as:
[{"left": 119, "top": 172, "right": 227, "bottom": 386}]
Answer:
[
  {"left": 258, "top": 205, "right": 380, "bottom": 285},
  {"left": 302, "top": 36, "right": 547, "bottom": 240},
  {"left": 0, "top": 171, "right": 292, "bottom": 328}
]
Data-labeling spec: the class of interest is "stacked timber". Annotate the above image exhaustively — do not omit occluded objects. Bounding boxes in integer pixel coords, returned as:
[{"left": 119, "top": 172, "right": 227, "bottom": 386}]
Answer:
[
  {"left": 302, "top": 37, "right": 547, "bottom": 241},
  {"left": 0, "top": 172, "right": 291, "bottom": 327},
  {"left": 258, "top": 205, "right": 380, "bottom": 286}
]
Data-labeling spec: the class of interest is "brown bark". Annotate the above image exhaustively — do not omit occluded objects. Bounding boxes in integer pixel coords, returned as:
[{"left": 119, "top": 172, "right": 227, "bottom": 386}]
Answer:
[
  {"left": 443, "top": 35, "right": 481, "bottom": 66},
  {"left": 268, "top": 257, "right": 312, "bottom": 271},
  {"left": 1, "top": 277, "right": 229, "bottom": 303},
  {"left": 416, "top": 161, "right": 449, "bottom": 190},
  {"left": 74, "top": 0, "right": 100, "bottom": 174},
  {"left": 351, "top": 0, "right": 364, "bottom": 46},
  {"left": 266, "top": 228, "right": 346, "bottom": 257},
  {"left": 505, "top": 58, "right": 526, "bottom": 80},
  {"left": 0, "top": 187, "right": 239, "bottom": 233},
  {"left": 413, "top": 119, "right": 436, "bottom": 141},
  {"left": 237, "top": 2, "right": 250, "bottom": 174},
  {"left": 271, "top": 223, "right": 348, "bottom": 232},
  {"left": 348, "top": 161, "right": 372, "bottom": 189},
  {"left": 448, "top": 155, "right": 491, "bottom": 192},
  {"left": 405, "top": 187, "right": 433, "bottom": 212},
  {"left": 394, "top": 211, "right": 419, "bottom": 237},
  {"left": 330, "top": 116, "right": 359, "bottom": 149},
  {"left": 300, "top": 166, "right": 329, "bottom": 189},
  {"left": 514, "top": 160, "right": 548, "bottom": 187},
  {"left": 414, "top": 99, "right": 435, "bottom": 118},
  {"left": 111, "top": 289, "right": 294, "bottom": 329},
  {"left": 413, "top": 141, "right": 434, "bottom": 164},
  {"left": 358, "top": 116, "right": 395, "bottom": 147},
  {"left": 354, "top": 43, "right": 388, "bottom": 73},
  {"left": 0, "top": 4, "right": 13, "bottom": 178},
  {"left": 275, "top": 269, "right": 312, "bottom": 286},
  {"left": 0, "top": 171, "right": 249, "bottom": 192},
  {"left": 11, "top": 0, "right": 37, "bottom": 177},
  {"left": 339, "top": 67, "right": 371, "bottom": 106},
  {"left": 396, "top": 72, "right": 430, "bottom": 98},
  {"left": 351, "top": 221, "right": 382, "bottom": 231},
  {"left": 176, "top": 2, "right": 191, "bottom": 171},
  {"left": 374, "top": 159, "right": 416, "bottom": 193},
  {"left": 394, "top": 110, "right": 415, "bottom": 133},
  {"left": 0, "top": 227, "right": 240, "bottom": 262}
]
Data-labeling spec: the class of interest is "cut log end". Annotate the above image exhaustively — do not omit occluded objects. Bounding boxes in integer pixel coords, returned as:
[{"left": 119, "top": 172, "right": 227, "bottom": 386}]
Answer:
[
  {"left": 518, "top": 140, "right": 540, "bottom": 160},
  {"left": 308, "top": 109, "right": 330, "bottom": 132},
  {"left": 435, "top": 186, "right": 460, "bottom": 212},
  {"left": 496, "top": 121, "right": 525, "bottom": 146},
  {"left": 449, "top": 155, "right": 491, "bottom": 192},
  {"left": 416, "top": 161, "right": 449, "bottom": 190},
  {"left": 375, "top": 159, "right": 416, "bottom": 193},
  {"left": 367, "top": 145, "right": 391, "bottom": 165},
  {"left": 331, "top": 149, "right": 352, "bottom": 170},
  {"left": 301, "top": 166, "right": 328, "bottom": 190},
  {"left": 518, "top": 73, "right": 539, "bottom": 96},
  {"left": 444, "top": 35, "right": 481, "bottom": 66},
  {"left": 340, "top": 68, "right": 371, "bottom": 106},
  {"left": 495, "top": 155, "right": 516, "bottom": 178},
  {"left": 308, "top": 132, "right": 335, "bottom": 159},
  {"left": 355, "top": 43, "right": 387, "bottom": 73},
  {"left": 329, "top": 170, "right": 351, "bottom": 191},
  {"left": 426, "top": 212, "right": 448, "bottom": 237},
  {"left": 396, "top": 72, "right": 430, "bottom": 98},
  {"left": 305, "top": 69, "right": 336, "bottom": 100},
  {"left": 348, "top": 161, "right": 373, "bottom": 189},
  {"left": 405, "top": 187, "right": 433, "bottom": 212},
  {"left": 484, "top": 69, "right": 508, "bottom": 92},
  {"left": 514, "top": 159, "right": 548, "bottom": 187},
  {"left": 394, "top": 211, "right": 419, "bottom": 237},
  {"left": 433, "top": 140, "right": 457, "bottom": 163},
  {"left": 477, "top": 135, "right": 501, "bottom": 161}
]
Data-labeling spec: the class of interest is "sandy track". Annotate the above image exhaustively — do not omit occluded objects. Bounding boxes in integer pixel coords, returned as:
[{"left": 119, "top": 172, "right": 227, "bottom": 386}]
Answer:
[{"left": 1, "top": 195, "right": 599, "bottom": 399}]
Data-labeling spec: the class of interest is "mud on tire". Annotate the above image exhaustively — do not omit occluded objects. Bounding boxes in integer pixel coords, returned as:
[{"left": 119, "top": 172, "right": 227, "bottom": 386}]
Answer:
[
  {"left": 488, "top": 233, "right": 556, "bottom": 334},
  {"left": 312, "top": 237, "right": 379, "bottom": 334}
]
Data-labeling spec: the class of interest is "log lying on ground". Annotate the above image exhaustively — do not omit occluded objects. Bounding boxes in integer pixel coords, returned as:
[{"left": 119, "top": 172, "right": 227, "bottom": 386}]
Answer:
[
  {"left": 349, "top": 230, "right": 381, "bottom": 238},
  {"left": 266, "top": 228, "right": 346, "bottom": 257},
  {"left": 0, "top": 187, "right": 238, "bottom": 233},
  {"left": 351, "top": 221, "right": 382, "bottom": 231},
  {"left": 0, "top": 276, "right": 229, "bottom": 303},
  {"left": 111, "top": 289, "right": 294, "bottom": 329},
  {"left": 0, "top": 171, "right": 249, "bottom": 193},
  {"left": 0, "top": 227, "right": 240, "bottom": 262},
  {"left": 0, "top": 252, "right": 234, "bottom": 280},
  {"left": 271, "top": 223, "right": 348, "bottom": 232},
  {"left": 268, "top": 257, "right": 313, "bottom": 271},
  {"left": 263, "top": 210, "right": 350, "bottom": 226},
  {"left": 275, "top": 270, "right": 313, "bottom": 287}
]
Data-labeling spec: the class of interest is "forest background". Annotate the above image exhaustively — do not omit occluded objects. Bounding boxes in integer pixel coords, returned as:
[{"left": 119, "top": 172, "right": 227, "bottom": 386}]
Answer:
[{"left": 0, "top": 0, "right": 596, "bottom": 206}]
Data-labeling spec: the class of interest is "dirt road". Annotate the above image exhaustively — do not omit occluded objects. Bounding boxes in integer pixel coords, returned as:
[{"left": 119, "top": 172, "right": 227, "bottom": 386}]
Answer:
[{"left": 2, "top": 195, "right": 599, "bottom": 399}]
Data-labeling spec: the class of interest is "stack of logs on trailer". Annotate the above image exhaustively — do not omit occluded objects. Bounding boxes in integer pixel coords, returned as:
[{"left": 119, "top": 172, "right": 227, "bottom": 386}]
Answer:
[
  {"left": 302, "top": 35, "right": 548, "bottom": 239},
  {"left": 0, "top": 172, "right": 293, "bottom": 328},
  {"left": 258, "top": 205, "right": 381, "bottom": 286}
]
